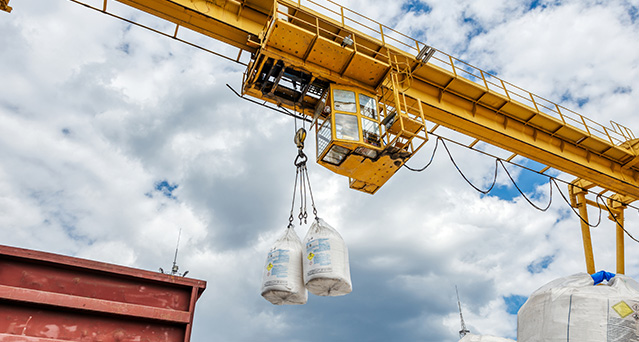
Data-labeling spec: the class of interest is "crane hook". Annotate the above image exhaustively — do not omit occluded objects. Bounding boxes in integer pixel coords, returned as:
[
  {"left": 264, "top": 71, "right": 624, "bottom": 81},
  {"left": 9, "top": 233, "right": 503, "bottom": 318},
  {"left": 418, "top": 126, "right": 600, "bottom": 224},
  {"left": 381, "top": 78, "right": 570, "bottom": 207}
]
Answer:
[
  {"left": 294, "top": 128, "right": 307, "bottom": 150},
  {"left": 294, "top": 128, "right": 308, "bottom": 167}
]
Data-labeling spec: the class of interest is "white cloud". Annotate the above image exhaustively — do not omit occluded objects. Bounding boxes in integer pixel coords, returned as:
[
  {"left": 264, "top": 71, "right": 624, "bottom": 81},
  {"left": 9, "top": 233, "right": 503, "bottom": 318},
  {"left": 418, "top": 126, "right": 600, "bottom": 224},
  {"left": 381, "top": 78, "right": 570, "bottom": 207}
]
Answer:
[{"left": 1, "top": 0, "right": 638, "bottom": 341}]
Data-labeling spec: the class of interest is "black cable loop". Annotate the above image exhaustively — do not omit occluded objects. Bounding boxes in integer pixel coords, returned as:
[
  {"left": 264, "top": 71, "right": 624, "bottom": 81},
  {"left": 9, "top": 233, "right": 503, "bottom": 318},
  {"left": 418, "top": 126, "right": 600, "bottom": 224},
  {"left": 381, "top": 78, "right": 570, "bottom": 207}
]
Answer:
[
  {"left": 403, "top": 136, "right": 440, "bottom": 172},
  {"left": 497, "top": 159, "right": 552, "bottom": 212},
  {"left": 550, "top": 179, "right": 603, "bottom": 228},
  {"left": 403, "top": 132, "right": 639, "bottom": 243},
  {"left": 440, "top": 138, "right": 499, "bottom": 194},
  {"left": 598, "top": 194, "right": 639, "bottom": 243},
  {"left": 404, "top": 130, "right": 639, "bottom": 215},
  {"left": 405, "top": 132, "right": 608, "bottom": 227}
]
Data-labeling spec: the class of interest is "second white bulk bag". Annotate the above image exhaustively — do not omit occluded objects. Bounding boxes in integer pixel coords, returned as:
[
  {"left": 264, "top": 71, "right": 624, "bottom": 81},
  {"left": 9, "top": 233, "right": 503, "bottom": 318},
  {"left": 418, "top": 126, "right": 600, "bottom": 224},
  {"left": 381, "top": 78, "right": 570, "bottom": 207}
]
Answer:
[
  {"left": 518, "top": 272, "right": 639, "bottom": 342},
  {"left": 302, "top": 218, "right": 352, "bottom": 296},
  {"left": 260, "top": 225, "right": 307, "bottom": 305}
]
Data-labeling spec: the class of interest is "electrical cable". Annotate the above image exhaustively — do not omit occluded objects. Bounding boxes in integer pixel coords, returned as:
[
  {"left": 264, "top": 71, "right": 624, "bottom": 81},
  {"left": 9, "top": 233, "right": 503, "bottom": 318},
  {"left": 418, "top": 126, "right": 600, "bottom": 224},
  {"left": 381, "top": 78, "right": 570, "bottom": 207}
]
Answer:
[
  {"left": 550, "top": 178, "right": 603, "bottom": 228},
  {"left": 440, "top": 138, "right": 499, "bottom": 195},
  {"left": 599, "top": 195, "right": 639, "bottom": 243},
  {"left": 69, "top": 0, "right": 248, "bottom": 67},
  {"left": 403, "top": 132, "right": 639, "bottom": 242},
  {"left": 227, "top": 84, "right": 312, "bottom": 123},
  {"left": 497, "top": 159, "right": 552, "bottom": 212},
  {"left": 403, "top": 136, "right": 440, "bottom": 172},
  {"left": 409, "top": 132, "right": 638, "bottom": 209}
]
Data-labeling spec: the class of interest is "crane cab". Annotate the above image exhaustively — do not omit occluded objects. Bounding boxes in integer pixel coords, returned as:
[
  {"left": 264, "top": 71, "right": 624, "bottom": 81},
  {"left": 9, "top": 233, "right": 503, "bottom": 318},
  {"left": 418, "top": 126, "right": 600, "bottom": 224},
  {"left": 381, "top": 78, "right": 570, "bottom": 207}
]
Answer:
[
  {"left": 243, "top": 54, "right": 428, "bottom": 194},
  {"left": 314, "top": 85, "right": 424, "bottom": 194}
]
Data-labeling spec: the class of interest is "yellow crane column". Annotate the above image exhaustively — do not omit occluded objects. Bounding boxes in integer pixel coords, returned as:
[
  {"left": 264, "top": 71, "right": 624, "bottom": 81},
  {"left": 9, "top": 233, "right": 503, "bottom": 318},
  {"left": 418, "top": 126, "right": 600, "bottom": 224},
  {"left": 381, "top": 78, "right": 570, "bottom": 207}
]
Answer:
[
  {"left": 570, "top": 179, "right": 634, "bottom": 274},
  {"left": 607, "top": 194, "right": 629, "bottom": 274},
  {"left": 569, "top": 180, "right": 597, "bottom": 274}
]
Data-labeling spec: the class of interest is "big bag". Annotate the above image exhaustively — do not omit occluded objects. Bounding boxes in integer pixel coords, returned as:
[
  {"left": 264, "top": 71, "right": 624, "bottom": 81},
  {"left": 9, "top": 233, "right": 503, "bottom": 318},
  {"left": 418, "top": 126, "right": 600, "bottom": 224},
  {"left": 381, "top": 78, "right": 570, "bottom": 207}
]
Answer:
[
  {"left": 302, "top": 218, "right": 352, "bottom": 296},
  {"left": 260, "top": 225, "right": 307, "bottom": 305},
  {"left": 518, "top": 272, "right": 639, "bottom": 342}
]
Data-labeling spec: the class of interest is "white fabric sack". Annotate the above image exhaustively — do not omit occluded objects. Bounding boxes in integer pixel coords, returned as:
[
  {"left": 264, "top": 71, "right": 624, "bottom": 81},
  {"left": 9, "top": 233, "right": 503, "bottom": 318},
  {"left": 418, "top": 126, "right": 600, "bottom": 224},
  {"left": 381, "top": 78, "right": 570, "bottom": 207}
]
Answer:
[
  {"left": 260, "top": 225, "right": 307, "bottom": 305},
  {"left": 459, "top": 333, "right": 515, "bottom": 342},
  {"left": 302, "top": 218, "right": 352, "bottom": 296},
  {"left": 518, "top": 272, "right": 639, "bottom": 342}
]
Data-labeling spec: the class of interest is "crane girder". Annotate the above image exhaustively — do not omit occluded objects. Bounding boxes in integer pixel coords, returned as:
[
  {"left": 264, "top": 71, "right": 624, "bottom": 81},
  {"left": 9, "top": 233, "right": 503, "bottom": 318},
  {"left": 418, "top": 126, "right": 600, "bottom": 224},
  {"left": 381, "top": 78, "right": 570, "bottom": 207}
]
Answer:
[
  {"left": 51, "top": 0, "right": 639, "bottom": 201},
  {"left": 250, "top": 1, "right": 639, "bottom": 200},
  {"left": 5, "top": 0, "right": 636, "bottom": 274},
  {"left": 117, "top": 0, "right": 275, "bottom": 53},
  {"left": 405, "top": 70, "right": 639, "bottom": 200}
]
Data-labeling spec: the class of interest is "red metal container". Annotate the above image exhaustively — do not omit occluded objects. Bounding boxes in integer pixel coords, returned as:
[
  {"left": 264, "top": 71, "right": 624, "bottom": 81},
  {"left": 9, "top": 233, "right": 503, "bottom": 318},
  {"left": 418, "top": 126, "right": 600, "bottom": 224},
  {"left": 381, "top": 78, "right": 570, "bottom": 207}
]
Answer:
[{"left": 0, "top": 244, "right": 206, "bottom": 342}]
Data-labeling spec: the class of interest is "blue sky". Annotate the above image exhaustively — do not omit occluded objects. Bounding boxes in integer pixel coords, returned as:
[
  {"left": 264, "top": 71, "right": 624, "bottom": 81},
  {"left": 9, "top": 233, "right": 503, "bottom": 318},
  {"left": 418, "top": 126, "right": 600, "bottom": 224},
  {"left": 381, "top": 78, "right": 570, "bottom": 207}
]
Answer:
[{"left": 1, "top": 0, "right": 639, "bottom": 341}]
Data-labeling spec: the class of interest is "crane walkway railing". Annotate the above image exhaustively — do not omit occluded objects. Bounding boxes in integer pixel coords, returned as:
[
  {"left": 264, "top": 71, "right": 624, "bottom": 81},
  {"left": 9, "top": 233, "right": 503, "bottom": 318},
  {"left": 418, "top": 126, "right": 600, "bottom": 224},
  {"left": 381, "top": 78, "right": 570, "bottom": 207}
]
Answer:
[{"left": 282, "top": 0, "right": 636, "bottom": 147}]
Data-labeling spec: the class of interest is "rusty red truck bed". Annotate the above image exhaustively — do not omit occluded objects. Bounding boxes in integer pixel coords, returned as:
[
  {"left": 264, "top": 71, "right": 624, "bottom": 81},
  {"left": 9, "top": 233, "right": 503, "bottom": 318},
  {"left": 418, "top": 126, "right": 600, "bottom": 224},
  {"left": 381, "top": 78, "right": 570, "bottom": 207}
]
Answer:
[{"left": 0, "top": 244, "right": 206, "bottom": 342}]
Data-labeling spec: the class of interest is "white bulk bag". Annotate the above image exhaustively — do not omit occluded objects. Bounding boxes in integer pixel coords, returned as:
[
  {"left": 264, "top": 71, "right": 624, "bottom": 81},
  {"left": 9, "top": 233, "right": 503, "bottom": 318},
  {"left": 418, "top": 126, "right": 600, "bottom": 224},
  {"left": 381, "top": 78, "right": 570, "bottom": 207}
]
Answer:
[
  {"left": 302, "top": 218, "right": 352, "bottom": 296},
  {"left": 518, "top": 272, "right": 639, "bottom": 342},
  {"left": 260, "top": 225, "right": 307, "bottom": 305},
  {"left": 459, "top": 334, "right": 516, "bottom": 342}
]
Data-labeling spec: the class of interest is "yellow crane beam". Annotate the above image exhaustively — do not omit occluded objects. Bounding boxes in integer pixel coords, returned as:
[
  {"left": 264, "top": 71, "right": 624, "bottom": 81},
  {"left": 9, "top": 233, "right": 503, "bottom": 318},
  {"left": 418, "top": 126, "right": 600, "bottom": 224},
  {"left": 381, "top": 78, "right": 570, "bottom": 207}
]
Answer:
[
  {"left": 255, "top": 0, "right": 639, "bottom": 200},
  {"left": 43, "top": 0, "right": 639, "bottom": 200},
  {"left": 117, "top": 0, "right": 275, "bottom": 53},
  {"left": 1, "top": 0, "right": 12, "bottom": 12},
  {"left": 406, "top": 70, "right": 639, "bottom": 200},
  {"left": 9, "top": 0, "right": 638, "bottom": 273}
]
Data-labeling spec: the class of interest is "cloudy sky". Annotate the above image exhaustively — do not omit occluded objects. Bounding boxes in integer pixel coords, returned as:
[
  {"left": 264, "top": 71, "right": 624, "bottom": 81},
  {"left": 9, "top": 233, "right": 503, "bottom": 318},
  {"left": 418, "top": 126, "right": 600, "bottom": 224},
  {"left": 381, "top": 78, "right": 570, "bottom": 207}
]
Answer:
[{"left": 1, "top": 0, "right": 639, "bottom": 341}]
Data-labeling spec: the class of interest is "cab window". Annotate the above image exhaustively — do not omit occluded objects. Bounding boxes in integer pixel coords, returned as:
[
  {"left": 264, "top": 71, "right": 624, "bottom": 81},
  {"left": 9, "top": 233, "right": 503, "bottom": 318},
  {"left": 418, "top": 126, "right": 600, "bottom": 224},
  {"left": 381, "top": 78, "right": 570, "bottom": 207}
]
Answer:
[
  {"left": 335, "top": 113, "right": 359, "bottom": 141},
  {"left": 333, "top": 89, "right": 357, "bottom": 113},
  {"left": 359, "top": 94, "right": 377, "bottom": 119}
]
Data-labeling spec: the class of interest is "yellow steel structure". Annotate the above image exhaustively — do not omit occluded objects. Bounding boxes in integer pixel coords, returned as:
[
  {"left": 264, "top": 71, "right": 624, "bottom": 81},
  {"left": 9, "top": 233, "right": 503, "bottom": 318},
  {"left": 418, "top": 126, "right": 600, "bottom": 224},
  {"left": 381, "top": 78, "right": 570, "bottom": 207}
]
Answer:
[
  {"left": 569, "top": 178, "right": 635, "bottom": 274},
  {"left": 10, "top": 0, "right": 639, "bottom": 272},
  {"left": 1, "top": 0, "right": 12, "bottom": 13},
  {"left": 61, "top": 0, "right": 639, "bottom": 198}
]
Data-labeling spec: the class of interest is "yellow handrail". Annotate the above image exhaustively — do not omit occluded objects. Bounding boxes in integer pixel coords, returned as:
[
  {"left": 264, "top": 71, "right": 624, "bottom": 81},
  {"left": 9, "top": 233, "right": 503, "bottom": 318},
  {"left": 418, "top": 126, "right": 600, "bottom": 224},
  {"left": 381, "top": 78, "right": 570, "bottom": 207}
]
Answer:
[{"left": 283, "top": 0, "right": 634, "bottom": 148}]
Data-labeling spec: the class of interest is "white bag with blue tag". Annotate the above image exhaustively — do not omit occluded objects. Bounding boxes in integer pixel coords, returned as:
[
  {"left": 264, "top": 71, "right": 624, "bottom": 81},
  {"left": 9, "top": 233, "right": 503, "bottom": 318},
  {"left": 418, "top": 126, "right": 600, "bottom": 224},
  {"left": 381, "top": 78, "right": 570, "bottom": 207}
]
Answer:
[
  {"left": 260, "top": 225, "right": 307, "bottom": 305},
  {"left": 518, "top": 272, "right": 639, "bottom": 342},
  {"left": 302, "top": 218, "right": 352, "bottom": 296}
]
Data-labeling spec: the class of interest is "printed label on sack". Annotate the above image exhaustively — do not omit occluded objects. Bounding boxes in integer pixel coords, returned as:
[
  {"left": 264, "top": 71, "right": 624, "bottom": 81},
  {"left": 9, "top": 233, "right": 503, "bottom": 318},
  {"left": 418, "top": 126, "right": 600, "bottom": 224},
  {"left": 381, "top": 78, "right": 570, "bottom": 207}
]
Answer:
[
  {"left": 608, "top": 300, "right": 639, "bottom": 342},
  {"left": 265, "top": 249, "right": 290, "bottom": 278},
  {"left": 306, "top": 238, "right": 331, "bottom": 266},
  {"left": 264, "top": 280, "right": 288, "bottom": 287},
  {"left": 308, "top": 267, "right": 332, "bottom": 276}
]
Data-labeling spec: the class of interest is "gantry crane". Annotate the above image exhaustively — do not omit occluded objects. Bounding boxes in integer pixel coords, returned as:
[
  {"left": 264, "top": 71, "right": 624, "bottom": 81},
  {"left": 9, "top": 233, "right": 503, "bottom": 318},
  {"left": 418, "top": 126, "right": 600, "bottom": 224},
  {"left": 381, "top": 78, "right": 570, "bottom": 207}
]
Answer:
[{"left": 4, "top": 0, "right": 638, "bottom": 274}]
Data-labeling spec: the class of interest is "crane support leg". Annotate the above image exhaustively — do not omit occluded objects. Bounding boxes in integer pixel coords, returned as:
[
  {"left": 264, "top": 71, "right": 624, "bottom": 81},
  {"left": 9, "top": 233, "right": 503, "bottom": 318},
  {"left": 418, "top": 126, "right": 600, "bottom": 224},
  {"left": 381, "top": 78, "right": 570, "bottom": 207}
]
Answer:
[
  {"left": 570, "top": 179, "right": 631, "bottom": 274},
  {"left": 577, "top": 194, "right": 596, "bottom": 274},
  {"left": 607, "top": 195, "right": 628, "bottom": 274},
  {"left": 570, "top": 182, "right": 596, "bottom": 274},
  {"left": 615, "top": 209, "right": 625, "bottom": 274}
]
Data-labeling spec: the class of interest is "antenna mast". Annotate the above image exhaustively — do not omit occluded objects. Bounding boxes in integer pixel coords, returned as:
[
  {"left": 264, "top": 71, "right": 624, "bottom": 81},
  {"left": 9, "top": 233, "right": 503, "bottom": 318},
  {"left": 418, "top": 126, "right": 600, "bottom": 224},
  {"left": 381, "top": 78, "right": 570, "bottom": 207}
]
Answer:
[
  {"left": 159, "top": 227, "right": 189, "bottom": 277},
  {"left": 456, "top": 285, "right": 470, "bottom": 338},
  {"left": 171, "top": 227, "right": 182, "bottom": 275}
]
